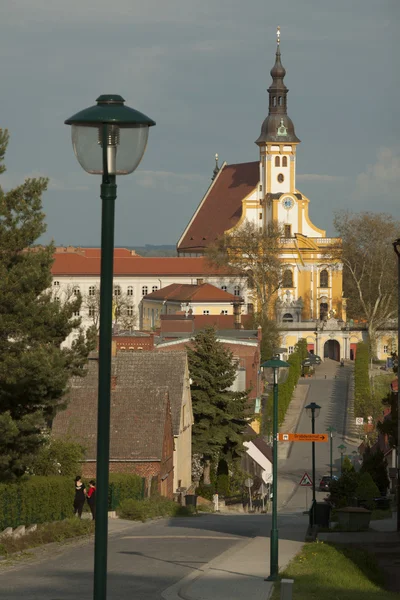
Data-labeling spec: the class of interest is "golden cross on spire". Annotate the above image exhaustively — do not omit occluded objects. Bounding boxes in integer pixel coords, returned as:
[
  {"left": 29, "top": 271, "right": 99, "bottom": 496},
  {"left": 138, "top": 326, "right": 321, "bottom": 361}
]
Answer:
[{"left": 277, "top": 26, "right": 281, "bottom": 45}]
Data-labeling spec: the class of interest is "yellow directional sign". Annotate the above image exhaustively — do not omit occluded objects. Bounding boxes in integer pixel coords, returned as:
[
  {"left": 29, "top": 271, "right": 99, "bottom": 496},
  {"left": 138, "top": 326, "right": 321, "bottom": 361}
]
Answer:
[{"left": 278, "top": 433, "right": 328, "bottom": 442}]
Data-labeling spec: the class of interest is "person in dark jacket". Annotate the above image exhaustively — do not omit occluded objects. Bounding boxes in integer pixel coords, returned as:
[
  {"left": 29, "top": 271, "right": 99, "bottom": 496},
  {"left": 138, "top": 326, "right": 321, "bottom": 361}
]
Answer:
[
  {"left": 87, "top": 480, "right": 96, "bottom": 520},
  {"left": 74, "top": 476, "right": 86, "bottom": 518}
]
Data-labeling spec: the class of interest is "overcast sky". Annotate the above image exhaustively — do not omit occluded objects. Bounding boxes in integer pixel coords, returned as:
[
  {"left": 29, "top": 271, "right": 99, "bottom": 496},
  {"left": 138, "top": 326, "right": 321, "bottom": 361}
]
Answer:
[{"left": 1, "top": 1, "right": 398, "bottom": 247}]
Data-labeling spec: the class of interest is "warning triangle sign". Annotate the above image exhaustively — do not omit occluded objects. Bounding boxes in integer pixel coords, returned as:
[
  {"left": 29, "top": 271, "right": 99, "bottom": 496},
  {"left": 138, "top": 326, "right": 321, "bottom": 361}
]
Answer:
[{"left": 299, "top": 472, "right": 313, "bottom": 487}]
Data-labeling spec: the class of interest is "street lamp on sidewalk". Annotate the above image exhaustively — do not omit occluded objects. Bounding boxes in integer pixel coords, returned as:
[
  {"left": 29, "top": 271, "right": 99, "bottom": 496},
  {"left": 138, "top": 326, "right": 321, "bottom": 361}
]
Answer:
[
  {"left": 305, "top": 402, "right": 321, "bottom": 526},
  {"left": 261, "top": 356, "right": 290, "bottom": 581},
  {"left": 338, "top": 444, "right": 347, "bottom": 474},
  {"left": 326, "top": 426, "right": 336, "bottom": 479},
  {"left": 65, "top": 95, "right": 155, "bottom": 600}
]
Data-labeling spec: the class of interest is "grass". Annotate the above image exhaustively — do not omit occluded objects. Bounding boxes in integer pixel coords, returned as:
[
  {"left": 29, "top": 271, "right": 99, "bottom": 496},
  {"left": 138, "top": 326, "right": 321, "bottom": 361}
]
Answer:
[
  {"left": 270, "top": 541, "right": 398, "bottom": 600},
  {"left": 0, "top": 518, "right": 94, "bottom": 556}
]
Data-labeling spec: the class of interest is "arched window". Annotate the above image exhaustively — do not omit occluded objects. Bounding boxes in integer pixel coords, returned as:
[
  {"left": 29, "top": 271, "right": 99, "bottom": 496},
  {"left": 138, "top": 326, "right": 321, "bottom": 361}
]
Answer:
[
  {"left": 272, "top": 96, "right": 277, "bottom": 107},
  {"left": 278, "top": 96, "right": 283, "bottom": 106},
  {"left": 114, "top": 285, "right": 121, "bottom": 296},
  {"left": 73, "top": 286, "right": 80, "bottom": 296},
  {"left": 53, "top": 281, "right": 59, "bottom": 287},
  {"left": 142, "top": 286, "right": 148, "bottom": 296},
  {"left": 127, "top": 286, "right": 134, "bottom": 296},
  {"left": 282, "top": 270, "right": 293, "bottom": 287},
  {"left": 283, "top": 313, "right": 293, "bottom": 323},
  {"left": 233, "top": 285, "right": 241, "bottom": 296},
  {"left": 88, "top": 285, "right": 96, "bottom": 296},
  {"left": 320, "top": 302, "right": 328, "bottom": 319},
  {"left": 275, "top": 156, "right": 280, "bottom": 167},
  {"left": 152, "top": 285, "right": 158, "bottom": 293},
  {"left": 282, "top": 156, "right": 288, "bottom": 167},
  {"left": 320, "top": 269, "right": 329, "bottom": 288}
]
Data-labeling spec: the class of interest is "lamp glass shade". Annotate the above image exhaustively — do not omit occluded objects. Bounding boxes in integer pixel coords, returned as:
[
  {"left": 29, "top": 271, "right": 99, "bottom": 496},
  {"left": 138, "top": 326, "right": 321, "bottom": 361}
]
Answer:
[
  {"left": 305, "top": 402, "right": 321, "bottom": 419},
  {"left": 71, "top": 124, "right": 149, "bottom": 175},
  {"left": 262, "top": 363, "right": 290, "bottom": 385}
]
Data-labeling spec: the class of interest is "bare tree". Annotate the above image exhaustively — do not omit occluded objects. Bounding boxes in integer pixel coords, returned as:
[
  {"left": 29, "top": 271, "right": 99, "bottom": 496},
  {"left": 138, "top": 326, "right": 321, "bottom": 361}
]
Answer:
[
  {"left": 82, "top": 285, "right": 137, "bottom": 331},
  {"left": 333, "top": 211, "right": 400, "bottom": 356}
]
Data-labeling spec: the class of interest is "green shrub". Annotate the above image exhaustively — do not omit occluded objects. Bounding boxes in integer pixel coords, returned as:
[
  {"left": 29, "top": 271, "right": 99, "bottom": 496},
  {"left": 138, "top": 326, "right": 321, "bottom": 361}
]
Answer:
[
  {"left": 197, "top": 503, "right": 214, "bottom": 513},
  {"left": 117, "top": 496, "right": 193, "bottom": 521},
  {"left": 108, "top": 474, "right": 145, "bottom": 510},
  {"left": 329, "top": 471, "right": 359, "bottom": 508},
  {"left": 216, "top": 474, "right": 230, "bottom": 497},
  {"left": 196, "top": 482, "right": 215, "bottom": 501},
  {"left": 356, "top": 472, "right": 380, "bottom": 510},
  {"left": 354, "top": 342, "right": 371, "bottom": 418}
]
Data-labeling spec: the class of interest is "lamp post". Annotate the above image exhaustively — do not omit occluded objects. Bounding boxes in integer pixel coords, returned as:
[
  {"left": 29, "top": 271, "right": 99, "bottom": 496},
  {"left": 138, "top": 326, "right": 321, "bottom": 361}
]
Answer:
[
  {"left": 65, "top": 95, "right": 155, "bottom": 600},
  {"left": 393, "top": 239, "right": 400, "bottom": 532},
  {"left": 326, "top": 426, "right": 336, "bottom": 479},
  {"left": 305, "top": 402, "right": 321, "bottom": 526},
  {"left": 338, "top": 444, "right": 347, "bottom": 474},
  {"left": 261, "top": 356, "right": 290, "bottom": 581}
]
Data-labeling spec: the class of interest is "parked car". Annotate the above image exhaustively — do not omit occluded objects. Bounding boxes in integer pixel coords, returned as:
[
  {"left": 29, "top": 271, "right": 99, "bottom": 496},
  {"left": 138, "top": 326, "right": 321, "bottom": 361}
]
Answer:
[
  {"left": 319, "top": 475, "right": 338, "bottom": 492},
  {"left": 307, "top": 353, "right": 322, "bottom": 365}
]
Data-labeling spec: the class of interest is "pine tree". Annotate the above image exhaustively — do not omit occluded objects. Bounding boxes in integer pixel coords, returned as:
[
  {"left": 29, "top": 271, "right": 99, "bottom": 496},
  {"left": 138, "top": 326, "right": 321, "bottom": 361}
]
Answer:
[
  {"left": 187, "top": 327, "right": 248, "bottom": 484},
  {"left": 0, "top": 129, "right": 97, "bottom": 481}
]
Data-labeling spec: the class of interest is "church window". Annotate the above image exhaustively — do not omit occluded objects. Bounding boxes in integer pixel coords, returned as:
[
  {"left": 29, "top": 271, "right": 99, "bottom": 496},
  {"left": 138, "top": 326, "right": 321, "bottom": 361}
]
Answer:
[
  {"left": 142, "top": 286, "right": 148, "bottom": 296},
  {"left": 278, "top": 96, "right": 283, "bottom": 106},
  {"left": 259, "top": 212, "right": 263, "bottom": 220},
  {"left": 275, "top": 156, "right": 280, "bottom": 167},
  {"left": 272, "top": 97, "right": 277, "bottom": 107},
  {"left": 277, "top": 173, "right": 284, "bottom": 183},
  {"left": 234, "top": 285, "right": 241, "bottom": 296},
  {"left": 284, "top": 224, "right": 291, "bottom": 238},
  {"left": 283, "top": 313, "right": 293, "bottom": 323},
  {"left": 320, "top": 269, "right": 329, "bottom": 288},
  {"left": 282, "top": 156, "right": 288, "bottom": 167},
  {"left": 282, "top": 270, "right": 293, "bottom": 287},
  {"left": 320, "top": 302, "right": 328, "bottom": 319}
]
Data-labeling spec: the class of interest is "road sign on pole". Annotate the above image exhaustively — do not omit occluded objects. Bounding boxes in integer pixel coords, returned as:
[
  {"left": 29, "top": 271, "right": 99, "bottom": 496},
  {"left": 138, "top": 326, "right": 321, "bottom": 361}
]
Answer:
[
  {"left": 299, "top": 472, "right": 313, "bottom": 487},
  {"left": 355, "top": 417, "right": 364, "bottom": 425},
  {"left": 278, "top": 433, "right": 328, "bottom": 442}
]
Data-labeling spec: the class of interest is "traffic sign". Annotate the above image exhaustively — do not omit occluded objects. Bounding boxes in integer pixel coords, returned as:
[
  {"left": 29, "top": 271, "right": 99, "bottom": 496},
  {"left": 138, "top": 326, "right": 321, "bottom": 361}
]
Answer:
[
  {"left": 299, "top": 472, "right": 313, "bottom": 487},
  {"left": 244, "top": 478, "right": 254, "bottom": 488},
  {"left": 278, "top": 433, "right": 328, "bottom": 442},
  {"left": 355, "top": 417, "right": 364, "bottom": 425}
]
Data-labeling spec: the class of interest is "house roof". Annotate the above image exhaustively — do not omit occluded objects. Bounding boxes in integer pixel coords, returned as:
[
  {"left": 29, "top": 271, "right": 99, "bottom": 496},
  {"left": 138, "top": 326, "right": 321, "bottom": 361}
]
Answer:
[
  {"left": 177, "top": 161, "right": 259, "bottom": 253},
  {"left": 51, "top": 359, "right": 171, "bottom": 460},
  {"left": 51, "top": 253, "right": 226, "bottom": 277},
  {"left": 244, "top": 425, "right": 273, "bottom": 462},
  {"left": 143, "top": 282, "right": 239, "bottom": 303}
]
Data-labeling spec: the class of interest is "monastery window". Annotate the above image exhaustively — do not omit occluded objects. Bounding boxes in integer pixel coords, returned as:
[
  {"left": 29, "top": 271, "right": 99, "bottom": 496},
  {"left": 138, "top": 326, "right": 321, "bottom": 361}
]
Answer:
[
  {"left": 88, "top": 285, "right": 96, "bottom": 296},
  {"left": 282, "top": 156, "right": 288, "bottom": 167},
  {"left": 127, "top": 305, "right": 134, "bottom": 316},
  {"left": 288, "top": 346, "right": 294, "bottom": 354},
  {"left": 283, "top": 314, "right": 293, "bottom": 323},
  {"left": 73, "top": 286, "right": 80, "bottom": 296},
  {"left": 221, "top": 310, "right": 228, "bottom": 315},
  {"left": 247, "top": 303, "right": 254, "bottom": 314},
  {"left": 277, "top": 173, "right": 284, "bottom": 183},
  {"left": 73, "top": 309, "right": 80, "bottom": 317},
  {"left": 259, "top": 212, "right": 263, "bottom": 220},
  {"left": 115, "top": 307, "right": 121, "bottom": 317},
  {"left": 234, "top": 285, "right": 241, "bottom": 296},
  {"left": 383, "top": 345, "right": 389, "bottom": 354},
  {"left": 53, "top": 281, "right": 59, "bottom": 287},
  {"left": 88, "top": 307, "right": 96, "bottom": 317},
  {"left": 282, "top": 270, "right": 293, "bottom": 288},
  {"left": 54, "top": 296, "right": 60, "bottom": 303},
  {"left": 221, "top": 285, "right": 227, "bottom": 292},
  {"left": 197, "top": 278, "right": 204, "bottom": 285},
  {"left": 284, "top": 224, "right": 292, "bottom": 238},
  {"left": 320, "top": 269, "right": 329, "bottom": 288},
  {"left": 142, "top": 286, "right": 148, "bottom": 296},
  {"left": 114, "top": 285, "right": 121, "bottom": 296},
  {"left": 127, "top": 286, "right": 134, "bottom": 296},
  {"left": 152, "top": 285, "right": 158, "bottom": 293},
  {"left": 275, "top": 156, "right": 280, "bottom": 167},
  {"left": 203, "top": 310, "right": 210, "bottom": 315}
]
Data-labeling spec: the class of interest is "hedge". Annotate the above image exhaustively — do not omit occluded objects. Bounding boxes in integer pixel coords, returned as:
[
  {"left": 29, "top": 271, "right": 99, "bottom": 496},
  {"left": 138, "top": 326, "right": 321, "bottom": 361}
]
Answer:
[
  {"left": 0, "top": 473, "right": 145, "bottom": 530},
  {"left": 262, "top": 339, "right": 308, "bottom": 434},
  {"left": 354, "top": 342, "right": 371, "bottom": 418}
]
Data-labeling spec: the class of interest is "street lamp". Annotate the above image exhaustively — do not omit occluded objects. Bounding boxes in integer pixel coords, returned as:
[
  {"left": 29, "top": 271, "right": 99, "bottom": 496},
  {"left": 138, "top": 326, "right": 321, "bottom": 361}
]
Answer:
[
  {"left": 393, "top": 239, "right": 400, "bottom": 532},
  {"left": 338, "top": 444, "right": 347, "bottom": 474},
  {"left": 326, "top": 426, "right": 336, "bottom": 479},
  {"left": 65, "top": 95, "right": 155, "bottom": 600},
  {"left": 261, "top": 356, "right": 290, "bottom": 581},
  {"left": 305, "top": 402, "right": 321, "bottom": 526}
]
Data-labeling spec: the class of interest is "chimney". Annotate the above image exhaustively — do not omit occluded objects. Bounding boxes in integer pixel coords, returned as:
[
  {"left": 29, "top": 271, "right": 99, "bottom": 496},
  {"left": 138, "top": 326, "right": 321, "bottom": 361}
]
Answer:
[{"left": 233, "top": 302, "right": 241, "bottom": 330}]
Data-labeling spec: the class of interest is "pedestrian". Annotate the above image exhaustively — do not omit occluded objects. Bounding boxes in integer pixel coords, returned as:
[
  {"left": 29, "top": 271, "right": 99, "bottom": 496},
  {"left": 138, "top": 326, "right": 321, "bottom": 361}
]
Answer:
[
  {"left": 73, "top": 475, "right": 86, "bottom": 518},
  {"left": 87, "top": 480, "right": 96, "bottom": 520}
]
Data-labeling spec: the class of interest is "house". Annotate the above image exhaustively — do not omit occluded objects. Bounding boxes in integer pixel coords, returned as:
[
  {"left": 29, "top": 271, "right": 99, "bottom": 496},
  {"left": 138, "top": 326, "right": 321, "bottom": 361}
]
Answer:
[
  {"left": 242, "top": 426, "right": 273, "bottom": 490},
  {"left": 51, "top": 353, "right": 192, "bottom": 498},
  {"left": 140, "top": 282, "right": 242, "bottom": 330}
]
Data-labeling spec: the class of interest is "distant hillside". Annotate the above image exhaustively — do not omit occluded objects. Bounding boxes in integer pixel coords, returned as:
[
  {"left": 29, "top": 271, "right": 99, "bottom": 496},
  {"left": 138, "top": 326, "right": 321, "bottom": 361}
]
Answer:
[{"left": 129, "top": 245, "right": 177, "bottom": 257}]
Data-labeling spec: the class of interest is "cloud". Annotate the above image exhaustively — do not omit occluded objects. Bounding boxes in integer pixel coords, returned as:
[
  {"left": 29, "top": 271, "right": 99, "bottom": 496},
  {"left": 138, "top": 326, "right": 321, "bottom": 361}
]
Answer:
[
  {"left": 0, "top": 171, "right": 89, "bottom": 192},
  {"left": 297, "top": 173, "right": 348, "bottom": 182},
  {"left": 353, "top": 147, "right": 400, "bottom": 201},
  {"left": 135, "top": 169, "right": 205, "bottom": 193}
]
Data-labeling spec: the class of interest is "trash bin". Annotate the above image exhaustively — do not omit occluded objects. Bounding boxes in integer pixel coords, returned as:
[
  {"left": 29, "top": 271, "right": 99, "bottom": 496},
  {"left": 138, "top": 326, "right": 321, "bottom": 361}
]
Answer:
[
  {"left": 314, "top": 502, "right": 331, "bottom": 527},
  {"left": 185, "top": 494, "right": 197, "bottom": 508}
]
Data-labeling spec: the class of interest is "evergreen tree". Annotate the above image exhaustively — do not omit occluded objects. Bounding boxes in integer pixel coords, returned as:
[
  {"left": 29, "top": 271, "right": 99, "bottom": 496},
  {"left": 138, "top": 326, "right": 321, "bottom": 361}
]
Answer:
[
  {"left": 360, "top": 446, "right": 389, "bottom": 496},
  {"left": 187, "top": 327, "right": 248, "bottom": 484},
  {"left": 0, "top": 130, "right": 97, "bottom": 481}
]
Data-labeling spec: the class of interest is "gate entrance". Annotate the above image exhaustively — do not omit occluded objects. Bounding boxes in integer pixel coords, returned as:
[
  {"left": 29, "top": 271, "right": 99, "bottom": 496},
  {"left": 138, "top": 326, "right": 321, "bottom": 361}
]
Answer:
[{"left": 324, "top": 340, "right": 340, "bottom": 361}]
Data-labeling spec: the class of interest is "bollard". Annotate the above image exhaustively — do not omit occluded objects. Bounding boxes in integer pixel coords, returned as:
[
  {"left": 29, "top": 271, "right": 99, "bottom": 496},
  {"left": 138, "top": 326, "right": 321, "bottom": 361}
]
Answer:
[{"left": 280, "top": 579, "right": 294, "bottom": 600}]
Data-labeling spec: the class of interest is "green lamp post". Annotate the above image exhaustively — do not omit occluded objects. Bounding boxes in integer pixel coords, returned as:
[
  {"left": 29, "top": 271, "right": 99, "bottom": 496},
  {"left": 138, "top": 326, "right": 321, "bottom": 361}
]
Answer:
[
  {"left": 305, "top": 402, "right": 321, "bottom": 526},
  {"left": 326, "top": 426, "right": 336, "bottom": 479},
  {"left": 338, "top": 444, "right": 347, "bottom": 474},
  {"left": 65, "top": 95, "right": 155, "bottom": 600},
  {"left": 261, "top": 356, "right": 290, "bottom": 581}
]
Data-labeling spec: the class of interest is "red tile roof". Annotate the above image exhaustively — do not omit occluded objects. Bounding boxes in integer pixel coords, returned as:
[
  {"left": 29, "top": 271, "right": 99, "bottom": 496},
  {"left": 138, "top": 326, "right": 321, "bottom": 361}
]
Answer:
[
  {"left": 51, "top": 253, "right": 227, "bottom": 276},
  {"left": 55, "top": 247, "right": 136, "bottom": 258},
  {"left": 144, "top": 283, "right": 239, "bottom": 303},
  {"left": 177, "top": 161, "right": 259, "bottom": 253}
]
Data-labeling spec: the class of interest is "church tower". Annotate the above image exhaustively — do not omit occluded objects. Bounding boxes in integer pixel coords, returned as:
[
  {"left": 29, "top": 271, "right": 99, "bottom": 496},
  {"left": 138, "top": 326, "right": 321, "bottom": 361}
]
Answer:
[{"left": 256, "top": 27, "right": 301, "bottom": 234}]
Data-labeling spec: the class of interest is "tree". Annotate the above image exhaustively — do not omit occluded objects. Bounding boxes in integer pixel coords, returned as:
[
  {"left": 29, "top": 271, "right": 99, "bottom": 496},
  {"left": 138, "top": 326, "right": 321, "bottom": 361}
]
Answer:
[
  {"left": 206, "top": 220, "right": 284, "bottom": 324},
  {"left": 82, "top": 285, "right": 137, "bottom": 331},
  {"left": 187, "top": 327, "right": 248, "bottom": 484},
  {"left": 0, "top": 129, "right": 97, "bottom": 481},
  {"left": 360, "top": 446, "right": 389, "bottom": 496},
  {"left": 333, "top": 211, "right": 400, "bottom": 356},
  {"left": 377, "top": 389, "right": 398, "bottom": 449},
  {"left": 28, "top": 436, "right": 85, "bottom": 476}
]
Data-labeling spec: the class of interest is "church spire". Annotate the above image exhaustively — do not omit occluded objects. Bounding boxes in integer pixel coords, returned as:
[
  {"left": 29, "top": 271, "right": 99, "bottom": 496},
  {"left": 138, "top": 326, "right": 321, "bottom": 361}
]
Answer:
[
  {"left": 211, "top": 153, "right": 220, "bottom": 181},
  {"left": 255, "top": 27, "right": 300, "bottom": 145}
]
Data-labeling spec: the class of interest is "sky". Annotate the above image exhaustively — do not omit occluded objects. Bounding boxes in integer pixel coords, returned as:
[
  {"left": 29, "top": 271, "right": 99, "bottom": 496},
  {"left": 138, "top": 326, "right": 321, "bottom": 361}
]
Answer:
[{"left": 0, "top": 0, "right": 398, "bottom": 247}]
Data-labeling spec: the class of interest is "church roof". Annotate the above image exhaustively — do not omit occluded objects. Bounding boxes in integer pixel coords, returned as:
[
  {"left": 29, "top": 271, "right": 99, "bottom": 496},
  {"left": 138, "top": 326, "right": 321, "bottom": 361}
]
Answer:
[{"left": 177, "top": 161, "right": 259, "bottom": 254}]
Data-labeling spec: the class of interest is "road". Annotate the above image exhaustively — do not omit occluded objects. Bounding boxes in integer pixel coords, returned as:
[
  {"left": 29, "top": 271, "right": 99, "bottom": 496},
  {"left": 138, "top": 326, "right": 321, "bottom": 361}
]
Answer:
[
  {"left": 0, "top": 513, "right": 306, "bottom": 600},
  {"left": 279, "top": 359, "right": 360, "bottom": 513}
]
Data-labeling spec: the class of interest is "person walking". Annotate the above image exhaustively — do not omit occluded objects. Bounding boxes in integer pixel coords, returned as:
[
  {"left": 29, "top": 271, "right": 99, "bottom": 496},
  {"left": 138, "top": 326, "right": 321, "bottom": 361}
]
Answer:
[
  {"left": 73, "top": 476, "right": 86, "bottom": 518},
  {"left": 87, "top": 480, "right": 96, "bottom": 520}
]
